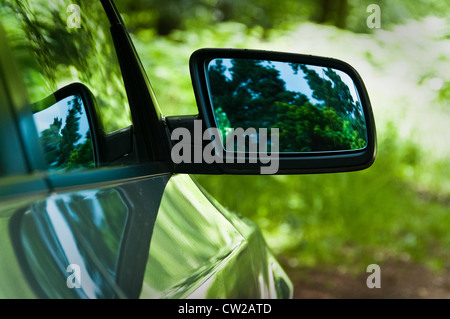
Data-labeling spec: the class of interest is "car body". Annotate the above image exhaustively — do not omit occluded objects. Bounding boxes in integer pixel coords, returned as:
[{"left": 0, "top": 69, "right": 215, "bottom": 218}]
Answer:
[{"left": 0, "top": 0, "right": 293, "bottom": 298}]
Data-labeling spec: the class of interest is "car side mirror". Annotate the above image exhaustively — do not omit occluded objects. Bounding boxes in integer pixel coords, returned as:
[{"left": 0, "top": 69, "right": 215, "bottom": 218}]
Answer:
[{"left": 174, "top": 48, "right": 377, "bottom": 175}]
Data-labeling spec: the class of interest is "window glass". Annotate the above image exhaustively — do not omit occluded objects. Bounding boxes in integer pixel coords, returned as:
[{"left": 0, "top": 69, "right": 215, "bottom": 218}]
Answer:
[{"left": 0, "top": 0, "right": 131, "bottom": 133}]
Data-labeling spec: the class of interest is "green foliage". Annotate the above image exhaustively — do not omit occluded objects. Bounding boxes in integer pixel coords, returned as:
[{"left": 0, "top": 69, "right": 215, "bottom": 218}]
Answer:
[
  {"left": 117, "top": 0, "right": 450, "bottom": 35},
  {"left": 65, "top": 133, "right": 95, "bottom": 170},
  {"left": 58, "top": 99, "right": 83, "bottom": 167},
  {"left": 194, "top": 125, "right": 450, "bottom": 272},
  {"left": 208, "top": 59, "right": 366, "bottom": 152}
]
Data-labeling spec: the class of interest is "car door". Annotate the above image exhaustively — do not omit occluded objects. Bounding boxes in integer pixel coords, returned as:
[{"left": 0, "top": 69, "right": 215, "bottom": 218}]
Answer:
[{"left": 0, "top": 0, "right": 171, "bottom": 298}]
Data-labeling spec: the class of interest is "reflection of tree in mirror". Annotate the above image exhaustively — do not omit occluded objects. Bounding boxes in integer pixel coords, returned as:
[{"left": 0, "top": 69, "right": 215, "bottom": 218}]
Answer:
[
  {"left": 208, "top": 59, "right": 367, "bottom": 152},
  {"left": 296, "top": 64, "right": 367, "bottom": 147},
  {"left": 39, "top": 96, "right": 94, "bottom": 170}
]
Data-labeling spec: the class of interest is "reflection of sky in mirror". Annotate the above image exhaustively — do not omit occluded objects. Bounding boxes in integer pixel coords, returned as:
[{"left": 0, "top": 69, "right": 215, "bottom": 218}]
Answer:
[
  {"left": 270, "top": 61, "right": 320, "bottom": 104},
  {"left": 33, "top": 95, "right": 90, "bottom": 145},
  {"left": 209, "top": 59, "right": 362, "bottom": 112}
]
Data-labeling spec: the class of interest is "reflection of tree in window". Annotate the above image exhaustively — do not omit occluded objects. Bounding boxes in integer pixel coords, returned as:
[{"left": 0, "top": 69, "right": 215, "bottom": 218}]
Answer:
[
  {"left": 208, "top": 59, "right": 367, "bottom": 152},
  {"left": 2, "top": 0, "right": 131, "bottom": 132},
  {"left": 39, "top": 96, "right": 94, "bottom": 170}
]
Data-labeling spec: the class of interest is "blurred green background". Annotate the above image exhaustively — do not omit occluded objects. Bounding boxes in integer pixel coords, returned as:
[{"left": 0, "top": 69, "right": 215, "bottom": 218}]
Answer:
[{"left": 116, "top": 0, "right": 450, "bottom": 296}]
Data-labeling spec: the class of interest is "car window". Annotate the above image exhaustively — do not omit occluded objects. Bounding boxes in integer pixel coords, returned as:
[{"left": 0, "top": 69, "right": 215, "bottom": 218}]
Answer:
[{"left": 0, "top": 1, "right": 132, "bottom": 145}]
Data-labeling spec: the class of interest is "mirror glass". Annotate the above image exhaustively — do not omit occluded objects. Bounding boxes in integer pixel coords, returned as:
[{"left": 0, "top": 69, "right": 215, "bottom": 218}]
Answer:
[
  {"left": 33, "top": 95, "right": 94, "bottom": 170},
  {"left": 207, "top": 58, "right": 368, "bottom": 153}
]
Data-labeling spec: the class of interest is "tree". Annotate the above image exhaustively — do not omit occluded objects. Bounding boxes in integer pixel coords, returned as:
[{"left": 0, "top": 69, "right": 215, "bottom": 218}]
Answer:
[
  {"left": 66, "top": 131, "right": 94, "bottom": 170},
  {"left": 208, "top": 58, "right": 367, "bottom": 152},
  {"left": 58, "top": 97, "right": 83, "bottom": 167},
  {"left": 209, "top": 59, "right": 298, "bottom": 129},
  {"left": 39, "top": 117, "right": 62, "bottom": 166},
  {"left": 299, "top": 65, "right": 367, "bottom": 145},
  {"left": 38, "top": 97, "right": 94, "bottom": 170}
]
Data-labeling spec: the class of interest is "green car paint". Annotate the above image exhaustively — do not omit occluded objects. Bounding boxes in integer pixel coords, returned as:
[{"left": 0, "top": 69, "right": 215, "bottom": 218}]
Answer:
[
  {"left": 141, "top": 174, "right": 293, "bottom": 298},
  {"left": 0, "top": 173, "right": 291, "bottom": 298}
]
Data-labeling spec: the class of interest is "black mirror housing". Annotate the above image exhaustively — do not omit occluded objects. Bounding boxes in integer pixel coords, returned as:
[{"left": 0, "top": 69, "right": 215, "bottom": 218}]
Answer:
[{"left": 169, "top": 48, "right": 376, "bottom": 175}]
